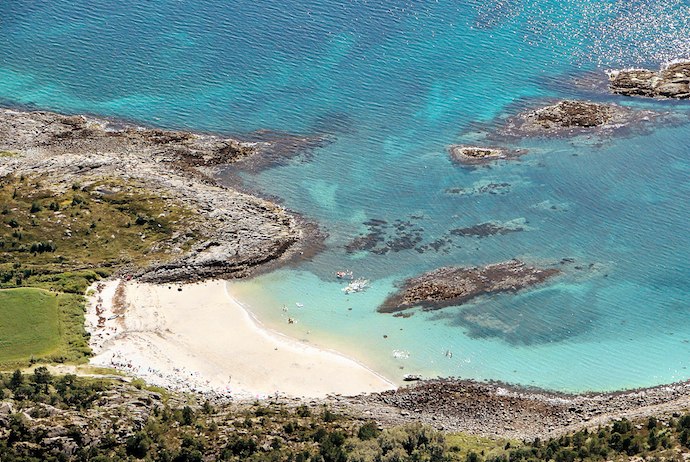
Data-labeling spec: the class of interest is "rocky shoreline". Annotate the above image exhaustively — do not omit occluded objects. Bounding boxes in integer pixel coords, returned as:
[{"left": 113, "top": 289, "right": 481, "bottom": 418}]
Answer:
[
  {"left": 3, "top": 92, "right": 690, "bottom": 445},
  {"left": 609, "top": 60, "right": 690, "bottom": 99},
  {"left": 335, "top": 377, "right": 690, "bottom": 440},
  {"left": 0, "top": 108, "right": 314, "bottom": 283},
  {"left": 378, "top": 260, "right": 560, "bottom": 313}
]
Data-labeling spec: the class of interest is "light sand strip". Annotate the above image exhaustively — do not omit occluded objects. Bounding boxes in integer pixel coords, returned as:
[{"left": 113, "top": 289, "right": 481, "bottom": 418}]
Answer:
[{"left": 86, "top": 279, "right": 395, "bottom": 399}]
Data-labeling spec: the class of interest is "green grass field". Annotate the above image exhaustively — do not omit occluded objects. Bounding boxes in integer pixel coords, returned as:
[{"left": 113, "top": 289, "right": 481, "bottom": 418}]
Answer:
[
  {"left": 0, "top": 287, "right": 91, "bottom": 368},
  {"left": 0, "top": 174, "right": 196, "bottom": 368},
  {"left": 0, "top": 288, "right": 61, "bottom": 363}
]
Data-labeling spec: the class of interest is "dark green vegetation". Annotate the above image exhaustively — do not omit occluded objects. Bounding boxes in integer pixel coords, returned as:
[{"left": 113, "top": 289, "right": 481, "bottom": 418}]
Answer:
[
  {"left": 0, "top": 174, "right": 193, "bottom": 294},
  {"left": 0, "top": 370, "right": 447, "bottom": 462},
  {"left": 3, "top": 371, "right": 690, "bottom": 462},
  {"left": 0, "top": 368, "right": 107, "bottom": 411},
  {"left": 0, "top": 174, "right": 194, "bottom": 367}
]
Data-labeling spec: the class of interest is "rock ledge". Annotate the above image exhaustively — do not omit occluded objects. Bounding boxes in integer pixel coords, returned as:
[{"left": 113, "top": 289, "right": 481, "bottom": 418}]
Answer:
[
  {"left": 378, "top": 259, "right": 559, "bottom": 313},
  {"left": 0, "top": 108, "right": 312, "bottom": 283},
  {"left": 608, "top": 60, "right": 690, "bottom": 99}
]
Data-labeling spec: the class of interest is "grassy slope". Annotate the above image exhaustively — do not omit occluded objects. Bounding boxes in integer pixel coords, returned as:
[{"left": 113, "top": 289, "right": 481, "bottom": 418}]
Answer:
[
  {"left": 0, "top": 175, "right": 194, "bottom": 293},
  {"left": 445, "top": 433, "right": 517, "bottom": 460},
  {"left": 0, "top": 288, "right": 60, "bottom": 362},
  {"left": 0, "top": 174, "right": 195, "bottom": 368}
]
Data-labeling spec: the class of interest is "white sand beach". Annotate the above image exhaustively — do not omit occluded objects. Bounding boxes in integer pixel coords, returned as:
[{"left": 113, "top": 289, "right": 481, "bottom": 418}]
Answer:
[{"left": 86, "top": 279, "right": 395, "bottom": 399}]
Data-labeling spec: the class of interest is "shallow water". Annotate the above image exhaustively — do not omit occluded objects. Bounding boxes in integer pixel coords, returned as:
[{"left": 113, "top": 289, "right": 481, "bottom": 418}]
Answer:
[{"left": 2, "top": 0, "right": 689, "bottom": 391}]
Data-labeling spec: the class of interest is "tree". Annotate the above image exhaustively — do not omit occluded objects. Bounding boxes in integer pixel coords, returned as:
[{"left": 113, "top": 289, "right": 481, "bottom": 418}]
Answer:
[
  {"left": 8, "top": 370, "right": 23, "bottom": 390},
  {"left": 126, "top": 432, "right": 151, "bottom": 459},
  {"left": 358, "top": 422, "right": 380, "bottom": 441},
  {"left": 180, "top": 406, "right": 195, "bottom": 426},
  {"left": 33, "top": 366, "right": 52, "bottom": 385}
]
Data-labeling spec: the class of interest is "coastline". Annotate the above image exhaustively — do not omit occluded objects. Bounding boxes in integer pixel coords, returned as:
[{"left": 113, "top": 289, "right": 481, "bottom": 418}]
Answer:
[
  {"left": 86, "top": 278, "right": 396, "bottom": 399},
  {"left": 0, "top": 107, "right": 313, "bottom": 284},
  {"left": 341, "top": 377, "right": 690, "bottom": 439}
]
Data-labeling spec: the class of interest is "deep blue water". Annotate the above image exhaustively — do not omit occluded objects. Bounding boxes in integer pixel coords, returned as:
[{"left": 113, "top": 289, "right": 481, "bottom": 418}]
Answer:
[{"left": 2, "top": 0, "right": 689, "bottom": 391}]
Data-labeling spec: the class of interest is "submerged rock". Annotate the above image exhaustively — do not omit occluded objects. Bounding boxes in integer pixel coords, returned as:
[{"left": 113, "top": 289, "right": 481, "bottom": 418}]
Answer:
[
  {"left": 449, "top": 218, "right": 527, "bottom": 238},
  {"left": 445, "top": 181, "right": 512, "bottom": 197},
  {"left": 448, "top": 145, "right": 525, "bottom": 166},
  {"left": 344, "top": 217, "right": 425, "bottom": 255},
  {"left": 378, "top": 260, "right": 559, "bottom": 313},
  {"left": 608, "top": 60, "right": 690, "bottom": 99}
]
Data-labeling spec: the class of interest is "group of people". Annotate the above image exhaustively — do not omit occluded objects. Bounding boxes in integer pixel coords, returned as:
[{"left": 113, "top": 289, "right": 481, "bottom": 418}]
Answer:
[{"left": 105, "top": 351, "right": 235, "bottom": 398}]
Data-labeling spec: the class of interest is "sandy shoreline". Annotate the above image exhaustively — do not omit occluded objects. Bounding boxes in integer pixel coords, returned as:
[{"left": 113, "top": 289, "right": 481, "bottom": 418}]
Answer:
[{"left": 86, "top": 279, "right": 395, "bottom": 399}]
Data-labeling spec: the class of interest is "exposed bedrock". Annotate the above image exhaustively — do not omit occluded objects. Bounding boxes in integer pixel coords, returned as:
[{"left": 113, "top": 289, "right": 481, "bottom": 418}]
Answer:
[
  {"left": 378, "top": 259, "right": 560, "bottom": 314},
  {"left": 0, "top": 110, "right": 255, "bottom": 170},
  {"left": 502, "top": 99, "right": 658, "bottom": 137},
  {"left": 0, "top": 108, "right": 314, "bottom": 283},
  {"left": 608, "top": 60, "right": 690, "bottom": 99},
  {"left": 447, "top": 145, "right": 526, "bottom": 166},
  {"left": 343, "top": 378, "right": 690, "bottom": 440}
]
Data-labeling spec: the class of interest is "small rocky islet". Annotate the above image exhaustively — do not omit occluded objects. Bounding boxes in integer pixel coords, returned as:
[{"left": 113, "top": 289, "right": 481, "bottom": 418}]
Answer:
[
  {"left": 448, "top": 98, "right": 659, "bottom": 166},
  {"left": 378, "top": 259, "right": 560, "bottom": 314},
  {"left": 501, "top": 99, "right": 659, "bottom": 138},
  {"left": 447, "top": 145, "right": 526, "bottom": 167},
  {"left": 608, "top": 60, "right": 690, "bottom": 99}
]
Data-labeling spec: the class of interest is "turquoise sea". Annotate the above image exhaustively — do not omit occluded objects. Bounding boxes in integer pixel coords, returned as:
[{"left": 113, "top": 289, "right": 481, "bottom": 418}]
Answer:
[{"left": 2, "top": 0, "right": 689, "bottom": 392}]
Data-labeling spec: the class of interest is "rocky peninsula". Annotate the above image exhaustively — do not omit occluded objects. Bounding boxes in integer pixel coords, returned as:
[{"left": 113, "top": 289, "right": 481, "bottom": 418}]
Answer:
[
  {"left": 0, "top": 108, "right": 310, "bottom": 283},
  {"left": 608, "top": 60, "right": 690, "bottom": 99},
  {"left": 378, "top": 260, "right": 559, "bottom": 313}
]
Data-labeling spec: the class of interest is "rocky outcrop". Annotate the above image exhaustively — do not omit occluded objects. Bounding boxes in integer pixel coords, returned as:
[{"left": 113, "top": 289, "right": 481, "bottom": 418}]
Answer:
[
  {"left": 448, "top": 145, "right": 525, "bottom": 166},
  {"left": 0, "top": 384, "right": 164, "bottom": 459},
  {"left": 530, "top": 100, "right": 615, "bottom": 128},
  {"left": 340, "top": 377, "right": 690, "bottom": 440},
  {"left": 608, "top": 60, "right": 690, "bottom": 99},
  {"left": 521, "top": 100, "right": 620, "bottom": 129},
  {"left": 378, "top": 260, "right": 559, "bottom": 313},
  {"left": 0, "top": 110, "right": 257, "bottom": 170},
  {"left": 0, "top": 108, "right": 313, "bottom": 283},
  {"left": 503, "top": 100, "right": 656, "bottom": 137}
]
